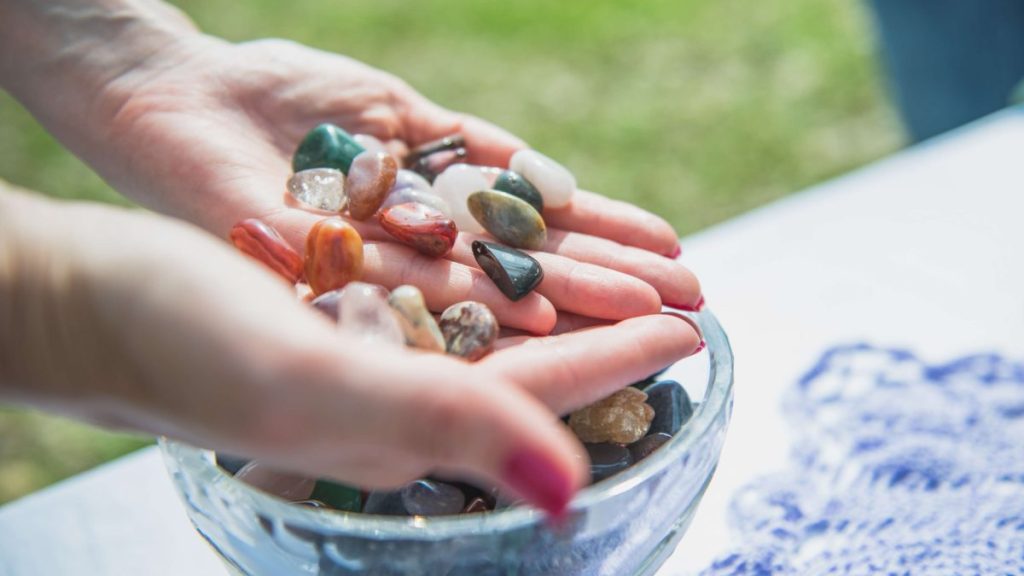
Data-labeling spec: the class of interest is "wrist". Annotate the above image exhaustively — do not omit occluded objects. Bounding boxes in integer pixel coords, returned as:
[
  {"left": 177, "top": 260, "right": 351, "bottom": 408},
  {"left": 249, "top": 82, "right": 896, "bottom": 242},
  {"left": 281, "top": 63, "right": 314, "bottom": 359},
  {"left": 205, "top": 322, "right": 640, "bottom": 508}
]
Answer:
[{"left": 0, "top": 0, "right": 204, "bottom": 153}]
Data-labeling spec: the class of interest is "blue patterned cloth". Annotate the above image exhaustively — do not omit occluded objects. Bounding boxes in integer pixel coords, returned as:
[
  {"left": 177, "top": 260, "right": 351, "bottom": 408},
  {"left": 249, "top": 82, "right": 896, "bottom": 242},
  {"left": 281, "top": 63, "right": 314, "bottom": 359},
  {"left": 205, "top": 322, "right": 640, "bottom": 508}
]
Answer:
[{"left": 701, "top": 344, "right": 1024, "bottom": 575}]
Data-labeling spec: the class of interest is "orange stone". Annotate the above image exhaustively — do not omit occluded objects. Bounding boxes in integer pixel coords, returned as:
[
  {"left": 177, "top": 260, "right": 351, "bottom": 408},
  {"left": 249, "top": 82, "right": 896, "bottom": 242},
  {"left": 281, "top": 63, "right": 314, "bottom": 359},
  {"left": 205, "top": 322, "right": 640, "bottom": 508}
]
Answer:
[
  {"left": 304, "top": 217, "right": 364, "bottom": 295},
  {"left": 378, "top": 202, "right": 458, "bottom": 258},
  {"left": 229, "top": 218, "right": 304, "bottom": 284},
  {"left": 346, "top": 151, "right": 398, "bottom": 220},
  {"left": 569, "top": 387, "right": 654, "bottom": 444}
]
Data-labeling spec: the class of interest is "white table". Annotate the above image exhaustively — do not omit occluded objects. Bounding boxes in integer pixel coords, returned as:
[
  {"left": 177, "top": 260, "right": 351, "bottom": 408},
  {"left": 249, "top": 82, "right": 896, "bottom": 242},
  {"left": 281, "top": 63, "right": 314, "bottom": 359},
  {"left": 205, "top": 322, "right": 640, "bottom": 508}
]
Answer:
[{"left": 2, "top": 109, "right": 1023, "bottom": 576}]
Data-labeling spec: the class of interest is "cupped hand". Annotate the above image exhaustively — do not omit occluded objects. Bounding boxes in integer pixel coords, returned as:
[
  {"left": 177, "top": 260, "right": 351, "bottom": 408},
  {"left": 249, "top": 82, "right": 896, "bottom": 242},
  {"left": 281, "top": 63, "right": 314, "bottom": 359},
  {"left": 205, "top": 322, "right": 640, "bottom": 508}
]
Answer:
[
  {"left": 5, "top": 193, "right": 701, "bottom": 515},
  {"left": 89, "top": 36, "right": 702, "bottom": 334}
]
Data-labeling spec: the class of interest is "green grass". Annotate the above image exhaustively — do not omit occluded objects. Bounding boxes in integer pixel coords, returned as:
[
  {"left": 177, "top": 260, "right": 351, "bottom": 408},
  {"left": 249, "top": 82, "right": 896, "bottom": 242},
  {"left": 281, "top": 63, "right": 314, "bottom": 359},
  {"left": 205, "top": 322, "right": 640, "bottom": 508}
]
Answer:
[{"left": 0, "top": 0, "right": 902, "bottom": 504}]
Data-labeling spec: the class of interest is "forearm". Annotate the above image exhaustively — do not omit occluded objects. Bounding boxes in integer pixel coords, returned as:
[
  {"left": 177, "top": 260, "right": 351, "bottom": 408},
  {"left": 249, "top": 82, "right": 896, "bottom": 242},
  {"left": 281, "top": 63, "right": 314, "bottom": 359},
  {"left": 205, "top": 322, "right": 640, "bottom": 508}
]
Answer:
[{"left": 0, "top": 0, "right": 201, "bottom": 156}]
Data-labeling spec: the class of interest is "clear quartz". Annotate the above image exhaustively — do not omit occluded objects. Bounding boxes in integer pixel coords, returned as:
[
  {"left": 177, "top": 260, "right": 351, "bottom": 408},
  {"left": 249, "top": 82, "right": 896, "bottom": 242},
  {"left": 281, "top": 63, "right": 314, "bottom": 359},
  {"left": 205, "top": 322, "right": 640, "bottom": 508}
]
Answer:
[
  {"left": 338, "top": 282, "right": 406, "bottom": 347},
  {"left": 287, "top": 168, "right": 347, "bottom": 211}
]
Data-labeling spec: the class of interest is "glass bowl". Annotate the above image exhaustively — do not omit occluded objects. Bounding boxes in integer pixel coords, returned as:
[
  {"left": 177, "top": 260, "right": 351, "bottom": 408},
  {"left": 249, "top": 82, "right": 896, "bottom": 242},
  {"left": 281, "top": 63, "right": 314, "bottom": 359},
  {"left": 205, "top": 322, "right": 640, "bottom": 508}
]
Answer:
[{"left": 160, "top": 309, "right": 733, "bottom": 576}]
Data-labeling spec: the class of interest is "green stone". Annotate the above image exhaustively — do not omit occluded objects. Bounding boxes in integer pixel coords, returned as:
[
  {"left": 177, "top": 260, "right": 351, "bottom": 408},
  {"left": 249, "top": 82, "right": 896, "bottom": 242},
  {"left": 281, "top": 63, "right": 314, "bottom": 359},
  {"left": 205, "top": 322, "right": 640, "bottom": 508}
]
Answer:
[
  {"left": 309, "top": 480, "right": 362, "bottom": 512},
  {"left": 292, "top": 123, "right": 366, "bottom": 174},
  {"left": 467, "top": 189, "right": 547, "bottom": 250},
  {"left": 493, "top": 170, "right": 544, "bottom": 213}
]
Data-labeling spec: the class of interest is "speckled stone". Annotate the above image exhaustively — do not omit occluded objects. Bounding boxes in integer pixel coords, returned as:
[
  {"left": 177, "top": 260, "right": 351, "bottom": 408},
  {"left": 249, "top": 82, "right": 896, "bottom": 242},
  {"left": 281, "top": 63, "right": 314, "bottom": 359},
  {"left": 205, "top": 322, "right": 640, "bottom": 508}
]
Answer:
[
  {"left": 309, "top": 480, "right": 362, "bottom": 512},
  {"left": 293, "top": 123, "right": 365, "bottom": 174},
  {"left": 401, "top": 480, "right": 466, "bottom": 516},
  {"left": 304, "top": 217, "right": 363, "bottom": 295},
  {"left": 585, "top": 443, "right": 633, "bottom": 483},
  {"left": 569, "top": 387, "right": 655, "bottom": 444},
  {"left": 509, "top": 149, "right": 576, "bottom": 209},
  {"left": 337, "top": 282, "right": 405, "bottom": 347},
  {"left": 234, "top": 462, "right": 315, "bottom": 502},
  {"left": 388, "top": 285, "right": 446, "bottom": 352},
  {"left": 432, "top": 164, "right": 489, "bottom": 234},
  {"left": 378, "top": 202, "right": 458, "bottom": 258},
  {"left": 467, "top": 189, "right": 547, "bottom": 250},
  {"left": 627, "top": 432, "right": 672, "bottom": 462},
  {"left": 472, "top": 240, "right": 544, "bottom": 301},
  {"left": 642, "top": 380, "right": 693, "bottom": 436},
  {"left": 493, "top": 169, "right": 544, "bottom": 213},
  {"left": 346, "top": 151, "right": 399, "bottom": 220},
  {"left": 439, "top": 301, "right": 499, "bottom": 361},
  {"left": 287, "top": 168, "right": 347, "bottom": 212}
]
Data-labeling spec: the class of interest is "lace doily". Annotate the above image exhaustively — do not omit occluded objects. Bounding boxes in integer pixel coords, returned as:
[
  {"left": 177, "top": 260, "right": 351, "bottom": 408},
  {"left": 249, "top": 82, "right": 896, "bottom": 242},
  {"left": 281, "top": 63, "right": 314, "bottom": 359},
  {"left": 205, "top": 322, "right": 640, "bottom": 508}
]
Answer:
[{"left": 701, "top": 344, "right": 1024, "bottom": 575}]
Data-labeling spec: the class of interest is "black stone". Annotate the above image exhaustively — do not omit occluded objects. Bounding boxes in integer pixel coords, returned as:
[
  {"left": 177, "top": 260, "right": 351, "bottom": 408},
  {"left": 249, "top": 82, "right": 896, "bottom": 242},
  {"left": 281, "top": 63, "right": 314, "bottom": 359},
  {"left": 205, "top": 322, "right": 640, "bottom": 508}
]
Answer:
[
  {"left": 585, "top": 442, "right": 632, "bottom": 483},
  {"left": 404, "top": 134, "right": 466, "bottom": 166},
  {"left": 493, "top": 170, "right": 544, "bottom": 213},
  {"left": 215, "top": 453, "right": 249, "bottom": 475},
  {"left": 472, "top": 240, "right": 544, "bottom": 301},
  {"left": 628, "top": 432, "right": 672, "bottom": 462},
  {"left": 292, "top": 123, "right": 365, "bottom": 174},
  {"left": 401, "top": 479, "right": 465, "bottom": 516},
  {"left": 362, "top": 490, "right": 409, "bottom": 516},
  {"left": 642, "top": 380, "right": 693, "bottom": 436},
  {"left": 411, "top": 147, "right": 468, "bottom": 183}
]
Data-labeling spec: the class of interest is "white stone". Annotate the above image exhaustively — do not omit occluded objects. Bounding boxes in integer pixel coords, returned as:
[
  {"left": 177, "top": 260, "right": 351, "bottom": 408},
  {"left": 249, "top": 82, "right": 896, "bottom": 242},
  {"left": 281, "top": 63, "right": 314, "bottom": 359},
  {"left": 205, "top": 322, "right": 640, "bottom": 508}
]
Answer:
[
  {"left": 392, "top": 169, "right": 433, "bottom": 195},
  {"left": 287, "top": 168, "right": 347, "bottom": 211},
  {"left": 353, "top": 133, "right": 388, "bottom": 155},
  {"left": 338, "top": 282, "right": 405, "bottom": 347},
  {"left": 388, "top": 285, "right": 445, "bottom": 352},
  {"left": 509, "top": 149, "right": 576, "bottom": 209},
  {"left": 432, "top": 164, "right": 489, "bottom": 233}
]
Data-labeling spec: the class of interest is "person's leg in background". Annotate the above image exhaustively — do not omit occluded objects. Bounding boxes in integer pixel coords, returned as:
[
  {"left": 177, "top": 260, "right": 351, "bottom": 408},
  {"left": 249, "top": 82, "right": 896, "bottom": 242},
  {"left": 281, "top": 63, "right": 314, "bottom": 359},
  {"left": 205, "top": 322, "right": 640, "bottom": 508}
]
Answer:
[{"left": 867, "top": 0, "right": 1024, "bottom": 142}]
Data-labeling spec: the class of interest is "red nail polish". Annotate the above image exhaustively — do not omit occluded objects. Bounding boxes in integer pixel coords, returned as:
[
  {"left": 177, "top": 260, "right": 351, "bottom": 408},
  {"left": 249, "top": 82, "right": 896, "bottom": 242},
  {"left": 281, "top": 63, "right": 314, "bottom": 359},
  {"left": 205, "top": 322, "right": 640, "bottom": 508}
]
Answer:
[
  {"left": 503, "top": 449, "right": 573, "bottom": 517},
  {"left": 694, "top": 339, "right": 706, "bottom": 354},
  {"left": 663, "top": 295, "right": 705, "bottom": 312},
  {"left": 665, "top": 243, "right": 682, "bottom": 259}
]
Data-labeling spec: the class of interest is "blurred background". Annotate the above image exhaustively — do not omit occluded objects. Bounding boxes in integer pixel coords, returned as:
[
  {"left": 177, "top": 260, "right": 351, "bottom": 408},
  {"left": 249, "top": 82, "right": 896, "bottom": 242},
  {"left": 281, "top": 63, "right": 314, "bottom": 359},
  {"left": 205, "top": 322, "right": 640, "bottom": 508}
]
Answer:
[{"left": 2, "top": 0, "right": 1015, "bottom": 504}]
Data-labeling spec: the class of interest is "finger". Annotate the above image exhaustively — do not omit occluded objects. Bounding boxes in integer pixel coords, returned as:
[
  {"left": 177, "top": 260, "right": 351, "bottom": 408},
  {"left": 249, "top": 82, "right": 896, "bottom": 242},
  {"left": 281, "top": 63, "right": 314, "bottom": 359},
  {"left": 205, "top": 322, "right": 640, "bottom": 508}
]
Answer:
[
  {"left": 323, "top": 351, "right": 589, "bottom": 516},
  {"left": 544, "top": 189, "right": 680, "bottom": 256},
  {"left": 481, "top": 314, "right": 702, "bottom": 415},
  {"left": 453, "top": 231, "right": 702, "bottom": 312}
]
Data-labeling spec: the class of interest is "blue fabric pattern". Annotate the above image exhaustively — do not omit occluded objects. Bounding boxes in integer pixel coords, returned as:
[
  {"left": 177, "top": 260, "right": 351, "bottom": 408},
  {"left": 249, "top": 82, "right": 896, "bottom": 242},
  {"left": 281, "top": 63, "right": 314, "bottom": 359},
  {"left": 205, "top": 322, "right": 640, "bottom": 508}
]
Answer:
[{"left": 700, "top": 344, "right": 1024, "bottom": 575}]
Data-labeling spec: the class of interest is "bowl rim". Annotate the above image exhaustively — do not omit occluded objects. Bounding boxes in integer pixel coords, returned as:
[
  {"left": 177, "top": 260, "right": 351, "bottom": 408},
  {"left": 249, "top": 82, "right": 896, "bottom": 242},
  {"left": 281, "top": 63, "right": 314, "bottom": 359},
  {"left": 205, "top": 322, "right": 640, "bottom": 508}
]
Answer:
[{"left": 160, "top": 308, "right": 733, "bottom": 538}]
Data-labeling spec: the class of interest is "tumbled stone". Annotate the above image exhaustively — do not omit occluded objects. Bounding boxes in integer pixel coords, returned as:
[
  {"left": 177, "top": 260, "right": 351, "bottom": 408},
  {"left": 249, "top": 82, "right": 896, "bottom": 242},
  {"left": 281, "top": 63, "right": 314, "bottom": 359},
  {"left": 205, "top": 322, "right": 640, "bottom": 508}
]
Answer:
[
  {"left": 439, "top": 301, "right": 499, "bottom": 361},
  {"left": 293, "top": 123, "right": 366, "bottom": 174},
  {"left": 304, "top": 217, "right": 364, "bottom": 295},
  {"left": 295, "top": 499, "right": 328, "bottom": 509},
  {"left": 569, "top": 387, "right": 654, "bottom": 444},
  {"left": 337, "top": 282, "right": 405, "bottom": 347},
  {"left": 405, "top": 134, "right": 466, "bottom": 166},
  {"left": 234, "top": 462, "right": 316, "bottom": 502},
  {"left": 472, "top": 240, "right": 544, "bottom": 302},
  {"left": 467, "top": 190, "right": 547, "bottom": 250},
  {"left": 411, "top": 148, "right": 468, "bottom": 182},
  {"left": 346, "top": 151, "right": 399, "bottom": 220},
  {"left": 309, "top": 480, "right": 362, "bottom": 512},
  {"left": 401, "top": 480, "right": 466, "bottom": 516},
  {"left": 509, "top": 149, "right": 576, "bottom": 209},
  {"left": 362, "top": 490, "right": 408, "bottom": 516},
  {"left": 463, "top": 497, "right": 490, "bottom": 514},
  {"left": 230, "top": 218, "right": 304, "bottom": 284},
  {"left": 216, "top": 453, "right": 249, "bottom": 475},
  {"left": 493, "top": 169, "right": 544, "bottom": 213},
  {"left": 353, "top": 133, "right": 388, "bottom": 155},
  {"left": 310, "top": 288, "right": 343, "bottom": 321},
  {"left": 380, "top": 181, "right": 451, "bottom": 217},
  {"left": 642, "top": 380, "right": 693, "bottom": 436},
  {"left": 585, "top": 443, "right": 633, "bottom": 483},
  {"left": 628, "top": 432, "right": 672, "bottom": 462},
  {"left": 388, "top": 285, "right": 445, "bottom": 352},
  {"left": 287, "top": 168, "right": 347, "bottom": 212},
  {"left": 378, "top": 202, "right": 458, "bottom": 258},
  {"left": 432, "top": 164, "right": 489, "bottom": 234}
]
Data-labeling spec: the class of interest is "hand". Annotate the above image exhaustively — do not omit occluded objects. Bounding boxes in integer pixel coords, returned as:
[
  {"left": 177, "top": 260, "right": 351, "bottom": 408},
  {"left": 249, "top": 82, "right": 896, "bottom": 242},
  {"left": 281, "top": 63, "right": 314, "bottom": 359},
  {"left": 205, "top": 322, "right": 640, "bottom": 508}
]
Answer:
[
  {"left": 0, "top": 189, "right": 701, "bottom": 515},
  {"left": 4, "top": 10, "right": 703, "bottom": 334}
]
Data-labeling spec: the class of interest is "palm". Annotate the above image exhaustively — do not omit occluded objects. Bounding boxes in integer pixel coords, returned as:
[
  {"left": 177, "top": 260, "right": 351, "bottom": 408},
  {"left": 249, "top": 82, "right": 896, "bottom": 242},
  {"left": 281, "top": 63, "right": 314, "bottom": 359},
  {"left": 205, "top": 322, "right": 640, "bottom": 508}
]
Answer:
[{"left": 105, "top": 38, "right": 702, "bottom": 332}]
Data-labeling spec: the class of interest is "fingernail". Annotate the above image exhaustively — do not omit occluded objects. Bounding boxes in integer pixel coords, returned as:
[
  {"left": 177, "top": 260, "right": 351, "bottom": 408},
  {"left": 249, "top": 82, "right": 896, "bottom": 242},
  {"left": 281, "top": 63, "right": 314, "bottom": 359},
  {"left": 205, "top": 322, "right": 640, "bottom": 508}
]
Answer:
[
  {"left": 693, "top": 339, "right": 706, "bottom": 354},
  {"left": 503, "top": 449, "right": 573, "bottom": 517},
  {"left": 663, "top": 294, "right": 705, "bottom": 312},
  {"left": 664, "top": 243, "right": 682, "bottom": 259}
]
